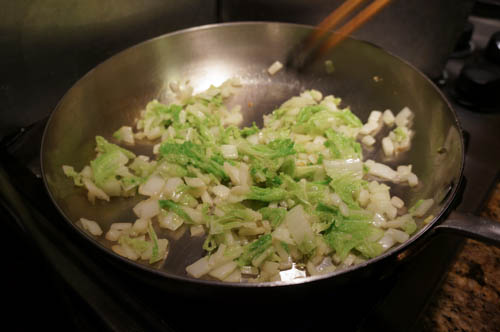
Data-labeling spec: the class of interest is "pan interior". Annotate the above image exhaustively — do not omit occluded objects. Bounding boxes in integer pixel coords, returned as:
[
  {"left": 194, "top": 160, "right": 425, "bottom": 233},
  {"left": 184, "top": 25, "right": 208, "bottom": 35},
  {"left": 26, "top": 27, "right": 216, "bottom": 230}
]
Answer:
[{"left": 41, "top": 22, "right": 463, "bottom": 283}]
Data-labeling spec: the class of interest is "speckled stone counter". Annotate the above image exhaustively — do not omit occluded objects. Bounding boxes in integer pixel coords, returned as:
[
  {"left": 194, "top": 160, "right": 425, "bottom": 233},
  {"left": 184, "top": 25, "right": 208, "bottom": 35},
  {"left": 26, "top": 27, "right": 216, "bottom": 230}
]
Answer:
[{"left": 420, "top": 182, "right": 500, "bottom": 332}]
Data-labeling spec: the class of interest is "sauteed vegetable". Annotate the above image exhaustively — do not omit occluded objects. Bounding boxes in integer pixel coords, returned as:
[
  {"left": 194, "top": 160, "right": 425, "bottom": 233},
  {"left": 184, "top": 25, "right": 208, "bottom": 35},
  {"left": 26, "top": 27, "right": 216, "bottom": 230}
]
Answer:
[{"left": 63, "top": 78, "right": 434, "bottom": 282}]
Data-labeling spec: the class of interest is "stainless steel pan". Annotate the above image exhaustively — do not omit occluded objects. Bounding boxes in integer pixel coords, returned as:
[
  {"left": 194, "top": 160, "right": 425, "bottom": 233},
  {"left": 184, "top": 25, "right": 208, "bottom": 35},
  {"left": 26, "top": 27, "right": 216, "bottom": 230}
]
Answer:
[{"left": 40, "top": 22, "right": 500, "bottom": 295}]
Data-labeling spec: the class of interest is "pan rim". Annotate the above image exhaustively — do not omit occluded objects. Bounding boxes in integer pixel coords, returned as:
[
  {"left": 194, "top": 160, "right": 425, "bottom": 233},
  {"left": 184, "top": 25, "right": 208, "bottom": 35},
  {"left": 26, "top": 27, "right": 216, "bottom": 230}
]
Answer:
[{"left": 40, "top": 21, "right": 466, "bottom": 288}]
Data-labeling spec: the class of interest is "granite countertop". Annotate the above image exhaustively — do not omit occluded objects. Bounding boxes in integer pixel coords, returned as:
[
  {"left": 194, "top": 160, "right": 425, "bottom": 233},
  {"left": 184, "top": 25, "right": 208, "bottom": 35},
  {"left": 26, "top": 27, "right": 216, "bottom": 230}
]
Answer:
[{"left": 420, "top": 182, "right": 500, "bottom": 331}]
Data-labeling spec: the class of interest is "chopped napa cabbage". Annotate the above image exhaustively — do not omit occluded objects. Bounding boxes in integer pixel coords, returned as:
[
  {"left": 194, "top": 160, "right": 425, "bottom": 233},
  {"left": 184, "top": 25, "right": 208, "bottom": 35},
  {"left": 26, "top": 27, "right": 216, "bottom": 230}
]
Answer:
[
  {"left": 240, "top": 122, "right": 260, "bottom": 137},
  {"left": 295, "top": 105, "right": 326, "bottom": 126},
  {"left": 159, "top": 199, "right": 193, "bottom": 223},
  {"left": 128, "top": 157, "right": 157, "bottom": 178},
  {"left": 323, "top": 159, "right": 364, "bottom": 180},
  {"left": 159, "top": 141, "right": 228, "bottom": 181},
  {"left": 95, "top": 136, "right": 135, "bottom": 159},
  {"left": 390, "top": 213, "right": 417, "bottom": 234},
  {"left": 147, "top": 221, "right": 161, "bottom": 263},
  {"left": 279, "top": 157, "right": 296, "bottom": 178},
  {"left": 64, "top": 81, "right": 420, "bottom": 281},
  {"left": 316, "top": 202, "right": 383, "bottom": 260},
  {"left": 156, "top": 161, "right": 188, "bottom": 178},
  {"left": 322, "top": 215, "right": 383, "bottom": 260},
  {"left": 90, "top": 149, "right": 128, "bottom": 188},
  {"left": 281, "top": 174, "right": 329, "bottom": 209},
  {"left": 259, "top": 207, "right": 287, "bottom": 228},
  {"left": 207, "top": 203, "right": 261, "bottom": 235},
  {"left": 402, "top": 216, "right": 417, "bottom": 234},
  {"left": 118, "top": 235, "right": 150, "bottom": 255},
  {"left": 237, "top": 138, "right": 296, "bottom": 160},
  {"left": 334, "top": 109, "right": 363, "bottom": 128},
  {"left": 136, "top": 101, "right": 184, "bottom": 139},
  {"left": 329, "top": 174, "right": 366, "bottom": 209},
  {"left": 87, "top": 136, "right": 143, "bottom": 194},
  {"left": 285, "top": 205, "right": 316, "bottom": 255},
  {"left": 324, "top": 129, "right": 362, "bottom": 160},
  {"left": 246, "top": 186, "right": 288, "bottom": 202},
  {"left": 62, "top": 165, "right": 83, "bottom": 186},
  {"left": 294, "top": 165, "right": 325, "bottom": 181},
  {"left": 113, "top": 126, "right": 135, "bottom": 144},
  {"left": 408, "top": 199, "right": 434, "bottom": 219},
  {"left": 236, "top": 234, "right": 273, "bottom": 266}
]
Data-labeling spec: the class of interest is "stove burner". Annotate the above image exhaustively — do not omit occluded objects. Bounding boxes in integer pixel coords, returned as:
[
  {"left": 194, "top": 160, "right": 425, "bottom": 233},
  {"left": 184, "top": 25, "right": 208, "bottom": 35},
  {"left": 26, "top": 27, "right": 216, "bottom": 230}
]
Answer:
[
  {"left": 451, "top": 21, "right": 476, "bottom": 58},
  {"left": 451, "top": 28, "right": 500, "bottom": 112},
  {"left": 485, "top": 31, "right": 500, "bottom": 64},
  {"left": 454, "top": 62, "right": 500, "bottom": 112}
]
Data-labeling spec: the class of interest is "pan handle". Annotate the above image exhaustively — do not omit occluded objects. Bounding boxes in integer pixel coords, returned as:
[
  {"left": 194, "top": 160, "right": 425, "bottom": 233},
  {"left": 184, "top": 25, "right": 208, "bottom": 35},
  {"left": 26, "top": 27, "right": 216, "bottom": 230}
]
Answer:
[{"left": 434, "top": 211, "right": 500, "bottom": 246}]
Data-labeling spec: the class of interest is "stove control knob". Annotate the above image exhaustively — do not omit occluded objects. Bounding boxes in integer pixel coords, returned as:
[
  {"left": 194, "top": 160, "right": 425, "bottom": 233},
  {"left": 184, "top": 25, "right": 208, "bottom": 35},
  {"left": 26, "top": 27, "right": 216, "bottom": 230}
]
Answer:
[
  {"left": 485, "top": 31, "right": 500, "bottom": 64},
  {"left": 455, "top": 63, "right": 500, "bottom": 112}
]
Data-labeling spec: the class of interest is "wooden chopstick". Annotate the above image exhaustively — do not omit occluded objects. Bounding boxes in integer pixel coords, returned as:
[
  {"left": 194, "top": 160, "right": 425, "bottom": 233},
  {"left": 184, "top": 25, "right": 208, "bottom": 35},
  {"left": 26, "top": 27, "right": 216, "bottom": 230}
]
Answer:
[
  {"left": 288, "top": 0, "right": 392, "bottom": 70},
  {"left": 305, "top": 0, "right": 367, "bottom": 49},
  {"left": 316, "top": 0, "right": 392, "bottom": 57}
]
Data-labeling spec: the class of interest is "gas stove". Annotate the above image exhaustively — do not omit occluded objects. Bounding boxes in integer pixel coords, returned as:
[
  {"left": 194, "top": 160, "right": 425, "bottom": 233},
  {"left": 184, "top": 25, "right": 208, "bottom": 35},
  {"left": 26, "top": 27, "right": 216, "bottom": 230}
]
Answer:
[{"left": 1, "top": 4, "right": 499, "bottom": 332}]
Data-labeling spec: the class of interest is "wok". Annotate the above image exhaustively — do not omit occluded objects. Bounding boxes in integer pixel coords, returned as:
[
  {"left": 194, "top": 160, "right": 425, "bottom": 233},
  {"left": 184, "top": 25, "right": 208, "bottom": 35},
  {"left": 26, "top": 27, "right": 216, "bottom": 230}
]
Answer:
[{"left": 41, "top": 22, "right": 500, "bottom": 298}]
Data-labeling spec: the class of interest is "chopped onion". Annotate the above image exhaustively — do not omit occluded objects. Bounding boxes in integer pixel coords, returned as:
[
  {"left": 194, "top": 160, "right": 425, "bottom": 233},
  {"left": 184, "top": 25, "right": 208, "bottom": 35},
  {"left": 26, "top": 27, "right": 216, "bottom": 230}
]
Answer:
[
  {"left": 158, "top": 211, "right": 183, "bottom": 231},
  {"left": 372, "top": 213, "right": 387, "bottom": 227},
  {"left": 105, "top": 223, "right": 132, "bottom": 241},
  {"left": 240, "top": 265, "right": 259, "bottom": 276},
  {"left": 182, "top": 206, "right": 203, "bottom": 224},
  {"left": 424, "top": 214, "right": 435, "bottom": 224},
  {"left": 211, "top": 184, "right": 230, "bottom": 199},
  {"left": 80, "top": 218, "right": 103, "bottom": 236},
  {"left": 139, "top": 173, "right": 165, "bottom": 196},
  {"left": 112, "top": 244, "right": 139, "bottom": 260},
  {"left": 209, "top": 261, "right": 238, "bottom": 280},
  {"left": 386, "top": 228, "right": 410, "bottom": 243},
  {"left": 131, "top": 218, "right": 149, "bottom": 235},
  {"left": 407, "top": 173, "right": 419, "bottom": 187},
  {"left": 267, "top": 61, "right": 283, "bottom": 75},
  {"left": 115, "top": 126, "right": 135, "bottom": 144},
  {"left": 360, "top": 110, "right": 383, "bottom": 135},
  {"left": 391, "top": 196, "right": 405, "bottom": 209},
  {"left": 164, "top": 177, "right": 184, "bottom": 196},
  {"left": 262, "top": 261, "right": 280, "bottom": 276},
  {"left": 82, "top": 178, "right": 109, "bottom": 203},
  {"left": 220, "top": 144, "right": 238, "bottom": 159},
  {"left": 361, "top": 135, "right": 376, "bottom": 146},
  {"left": 382, "top": 109, "right": 395, "bottom": 126},
  {"left": 200, "top": 190, "right": 213, "bottom": 206},
  {"left": 224, "top": 162, "right": 241, "bottom": 185},
  {"left": 365, "top": 160, "right": 398, "bottom": 181},
  {"left": 223, "top": 268, "right": 242, "bottom": 282},
  {"left": 395, "top": 107, "right": 414, "bottom": 128},
  {"left": 133, "top": 198, "right": 160, "bottom": 219},
  {"left": 272, "top": 224, "right": 295, "bottom": 245},
  {"left": 382, "top": 137, "right": 394, "bottom": 157},
  {"left": 413, "top": 198, "right": 434, "bottom": 217},
  {"left": 339, "top": 202, "right": 350, "bottom": 217},
  {"left": 190, "top": 225, "right": 205, "bottom": 237},
  {"left": 358, "top": 189, "right": 370, "bottom": 207},
  {"left": 186, "top": 256, "right": 210, "bottom": 278},
  {"left": 184, "top": 177, "right": 206, "bottom": 188},
  {"left": 378, "top": 233, "right": 395, "bottom": 250}
]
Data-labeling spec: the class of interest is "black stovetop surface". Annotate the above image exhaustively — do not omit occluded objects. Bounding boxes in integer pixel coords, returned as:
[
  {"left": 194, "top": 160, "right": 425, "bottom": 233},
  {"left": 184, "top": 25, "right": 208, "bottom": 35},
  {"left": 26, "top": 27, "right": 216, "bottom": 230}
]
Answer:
[{"left": 1, "top": 8, "right": 500, "bottom": 332}]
